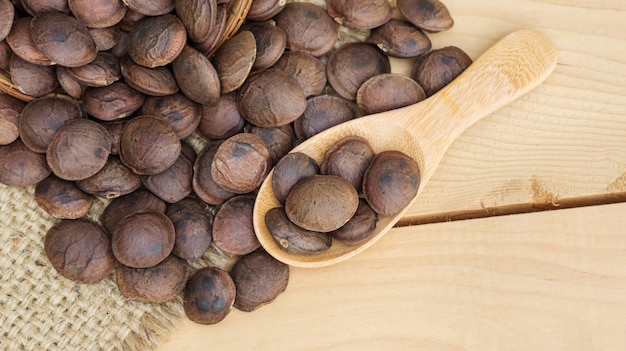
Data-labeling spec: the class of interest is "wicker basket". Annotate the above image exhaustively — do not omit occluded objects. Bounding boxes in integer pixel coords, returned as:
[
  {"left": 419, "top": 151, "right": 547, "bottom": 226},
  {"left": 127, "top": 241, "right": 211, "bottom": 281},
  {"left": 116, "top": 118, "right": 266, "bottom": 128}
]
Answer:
[
  {"left": 0, "top": 0, "right": 253, "bottom": 102},
  {"left": 219, "top": 0, "right": 254, "bottom": 52}
]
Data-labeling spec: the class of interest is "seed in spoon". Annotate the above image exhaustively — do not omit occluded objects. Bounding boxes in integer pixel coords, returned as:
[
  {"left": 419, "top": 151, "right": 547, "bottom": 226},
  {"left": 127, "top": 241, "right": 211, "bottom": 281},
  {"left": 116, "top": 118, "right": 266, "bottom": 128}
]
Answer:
[
  {"left": 362, "top": 150, "right": 420, "bottom": 216},
  {"left": 265, "top": 207, "right": 331, "bottom": 254},
  {"left": 285, "top": 174, "right": 359, "bottom": 233}
]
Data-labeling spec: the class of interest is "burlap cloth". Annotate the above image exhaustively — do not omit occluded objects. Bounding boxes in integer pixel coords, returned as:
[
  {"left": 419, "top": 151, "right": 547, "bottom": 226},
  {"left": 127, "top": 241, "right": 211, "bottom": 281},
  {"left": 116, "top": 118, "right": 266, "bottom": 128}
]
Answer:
[{"left": 0, "top": 180, "right": 237, "bottom": 351}]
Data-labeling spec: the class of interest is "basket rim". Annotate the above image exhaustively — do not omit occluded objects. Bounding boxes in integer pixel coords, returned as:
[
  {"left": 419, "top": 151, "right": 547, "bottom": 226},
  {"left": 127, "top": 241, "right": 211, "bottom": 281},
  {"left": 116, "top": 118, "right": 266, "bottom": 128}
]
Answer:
[
  {"left": 0, "top": 0, "right": 254, "bottom": 102},
  {"left": 0, "top": 70, "right": 36, "bottom": 102}
]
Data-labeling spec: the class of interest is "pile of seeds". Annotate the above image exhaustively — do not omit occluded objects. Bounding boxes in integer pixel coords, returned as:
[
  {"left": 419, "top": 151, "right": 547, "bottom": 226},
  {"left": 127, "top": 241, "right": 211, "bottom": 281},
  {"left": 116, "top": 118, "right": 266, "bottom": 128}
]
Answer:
[
  {"left": 0, "top": 0, "right": 472, "bottom": 324},
  {"left": 267, "top": 135, "right": 421, "bottom": 254}
]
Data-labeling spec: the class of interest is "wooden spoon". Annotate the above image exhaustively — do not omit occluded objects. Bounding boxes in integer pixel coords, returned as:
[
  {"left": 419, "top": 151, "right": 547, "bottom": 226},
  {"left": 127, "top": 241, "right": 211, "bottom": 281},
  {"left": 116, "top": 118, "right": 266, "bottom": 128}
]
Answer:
[{"left": 253, "top": 29, "right": 558, "bottom": 268}]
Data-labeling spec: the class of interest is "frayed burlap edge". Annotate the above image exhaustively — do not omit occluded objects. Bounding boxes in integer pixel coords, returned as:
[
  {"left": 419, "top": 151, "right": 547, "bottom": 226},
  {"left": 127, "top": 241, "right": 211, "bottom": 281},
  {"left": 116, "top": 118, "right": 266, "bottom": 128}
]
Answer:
[{"left": 0, "top": 180, "right": 234, "bottom": 351}]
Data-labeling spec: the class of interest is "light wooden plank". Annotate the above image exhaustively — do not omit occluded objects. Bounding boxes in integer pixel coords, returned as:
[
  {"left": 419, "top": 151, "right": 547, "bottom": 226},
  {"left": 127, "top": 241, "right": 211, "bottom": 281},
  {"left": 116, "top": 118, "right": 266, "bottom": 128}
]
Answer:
[
  {"left": 395, "top": 0, "right": 626, "bottom": 224},
  {"left": 157, "top": 202, "right": 626, "bottom": 351}
]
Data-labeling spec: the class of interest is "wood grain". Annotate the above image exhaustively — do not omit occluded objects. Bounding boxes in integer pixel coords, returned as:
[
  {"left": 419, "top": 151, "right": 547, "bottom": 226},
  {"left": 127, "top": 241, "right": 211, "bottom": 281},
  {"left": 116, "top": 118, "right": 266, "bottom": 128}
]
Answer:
[
  {"left": 394, "top": 0, "right": 626, "bottom": 225},
  {"left": 158, "top": 202, "right": 626, "bottom": 351}
]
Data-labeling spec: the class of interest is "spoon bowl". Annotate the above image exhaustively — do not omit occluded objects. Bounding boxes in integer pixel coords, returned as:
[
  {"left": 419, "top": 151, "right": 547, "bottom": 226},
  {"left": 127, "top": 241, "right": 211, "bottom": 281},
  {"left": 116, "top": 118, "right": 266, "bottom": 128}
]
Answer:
[{"left": 253, "top": 29, "right": 558, "bottom": 267}]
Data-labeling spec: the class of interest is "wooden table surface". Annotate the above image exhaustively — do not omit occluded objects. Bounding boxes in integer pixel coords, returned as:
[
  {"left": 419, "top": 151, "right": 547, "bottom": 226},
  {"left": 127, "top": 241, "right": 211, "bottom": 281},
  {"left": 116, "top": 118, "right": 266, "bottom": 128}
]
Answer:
[
  {"left": 159, "top": 203, "right": 626, "bottom": 350},
  {"left": 158, "top": 0, "right": 626, "bottom": 350}
]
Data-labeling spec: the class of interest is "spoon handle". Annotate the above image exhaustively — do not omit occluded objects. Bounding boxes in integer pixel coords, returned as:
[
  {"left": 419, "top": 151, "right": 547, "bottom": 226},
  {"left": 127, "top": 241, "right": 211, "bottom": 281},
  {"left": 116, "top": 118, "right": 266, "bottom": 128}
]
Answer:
[{"left": 404, "top": 29, "right": 558, "bottom": 169}]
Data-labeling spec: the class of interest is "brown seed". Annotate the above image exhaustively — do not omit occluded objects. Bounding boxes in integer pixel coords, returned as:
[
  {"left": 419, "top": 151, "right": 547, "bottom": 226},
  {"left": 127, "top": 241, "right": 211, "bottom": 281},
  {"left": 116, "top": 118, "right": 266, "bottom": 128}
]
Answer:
[
  {"left": 362, "top": 150, "right": 420, "bottom": 216},
  {"left": 139, "top": 93, "right": 202, "bottom": 139},
  {"left": 5, "top": 17, "right": 53, "bottom": 66},
  {"left": 120, "top": 56, "right": 179, "bottom": 97},
  {"left": 0, "top": 94, "right": 25, "bottom": 146},
  {"left": 326, "top": 0, "right": 392, "bottom": 30},
  {"left": 330, "top": 198, "right": 377, "bottom": 245},
  {"left": 294, "top": 95, "right": 359, "bottom": 140},
  {"left": 197, "top": 92, "right": 245, "bottom": 140},
  {"left": 90, "top": 26, "right": 123, "bottom": 52},
  {"left": 119, "top": 115, "right": 181, "bottom": 175},
  {"left": 0, "top": 139, "right": 50, "bottom": 186},
  {"left": 411, "top": 46, "right": 472, "bottom": 96},
  {"left": 68, "top": 0, "right": 127, "bottom": 29},
  {"left": 210, "top": 133, "right": 271, "bottom": 194},
  {"left": 31, "top": 12, "right": 97, "bottom": 67},
  {"left": 326, "top": 42, "right": 390, "bottom": 100},
  {"left": 119, "top": 9, "right": 146, "bottom": 32},
  {"left": 66, "top": 52, "right": 121, "bottom": 87},
  {"left": 100, "top": 120, "right": 127, "bottom": 155},
  {"left": 275, "top": 2, "right": 339, "bottom": 57},
  {"left": 116, "top": 254, "right": 189, "bottom": 303},
  {"left": 320, "top": 135, "right": 375, "bottom": 191},
  {"left": 272, "top": 51, "right": 327, "bottom": 98},
  {"left": 271, "top": 152, "right": 319, "bottom": 204},
  {"left": 9, "top": 54, "right": 58, "bottom": 97},
  {"left": 21, "top": 0, "right": 70, "bottom": 16},
  {"left": 0, "top": 40, "right": 11, "bottom": 71},
  {"left": 265, "top": 207, "right": 331, "bottom": 254},
  {"left": 368, "top": 18, "right": 432, "bottom": 58},
  {"left": 123, "top": 0, "right": 175, "bottom": 16},
  {"left": 246, "top": 0, "right": 285, "bottom": 21},
  {"left": 44, "top": 218, "right": 116, "bottom": 284},
  {"left": 166, "top": 197, "right": 213, "bottom": 260},
  {"left": 35, "top": 175, "right": 94, "bottom": 219},
  {"left": 76, "top": 156, "right": 141, "bottom": 199},
  {"left": 19, "top": 96, "right": 84, "bottom": 153},
  {"left": 193, "top": 2, "right": 227, "bottom": 56},
  {"left": 82, "top": 81, "right": 146, "bottom": 121},
  {"left": 242, "top": 20, "right": 286, "bottom": 71},
  {"left": 211, "top": 30, "right": 256, "bottom": 94},
  {"left": 180, "top": 139, "right": 197, "bottom": 163},
  {"left": 192, "top": 142, "right": 236, "bottom": 206},
  {"left": 184, "top": 267, "right": 235, "bottom": 325},
  {"left": 112, "top": 210, "right": 176, "bottom": 268},
  {"left": 356, "top": 73, "right": 426, "bottom": 115},
  {"left": 56, "top": 66, "right": 87, "bottom": 99},
  {"left": 172, "top": 45, "right": 221, "bottom": 105},
  {"left": 0, "top": 0, "right": 15, "bottom": 42},
  {"left": 397, "top": 0, "right": 454, "bottom": 32},
  {"left": 238, "top": 69, "right": 307, "bottom": 128},
  {"left": 141, "top": 154, "right": 193, "bottom": 203},
  {"left": 100, "top": 189, "right": 166, "bottom": 234},
  {"left": 244, "top": 124, "right": 295, "bottom": 165},
  {"left": 212, "top": 194, "right": 260, "bottom": 255},
  {"left": 230, "top": 251, "right": 289, "bottom": 312},
  {"left": 108, "top": 28, "right": 130, "bottom": 57},
  {"left": 175, "top": 0, "right": 216, "bottom": 43},
  {"left": 128, "top": 14, "right": 186, "bottom": 68},
  {"left": 285, "top": 174, "right": 359, "bottom": 232},
  {"left": 46, "top": 119, "right": 111, "bottom": 181}
]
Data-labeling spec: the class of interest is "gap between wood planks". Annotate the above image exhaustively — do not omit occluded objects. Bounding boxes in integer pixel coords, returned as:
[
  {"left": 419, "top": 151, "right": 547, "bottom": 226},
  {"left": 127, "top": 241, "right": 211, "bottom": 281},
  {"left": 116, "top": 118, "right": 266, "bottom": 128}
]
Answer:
[{"left": 397, "top": 192, "right": 626, "bottom": 226}]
